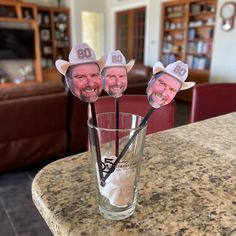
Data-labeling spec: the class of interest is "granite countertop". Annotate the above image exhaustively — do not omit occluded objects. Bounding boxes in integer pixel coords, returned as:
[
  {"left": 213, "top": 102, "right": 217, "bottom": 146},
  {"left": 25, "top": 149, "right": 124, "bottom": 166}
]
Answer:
[{"left": 32, "top": 112, "right": 236, "bottom": 236}]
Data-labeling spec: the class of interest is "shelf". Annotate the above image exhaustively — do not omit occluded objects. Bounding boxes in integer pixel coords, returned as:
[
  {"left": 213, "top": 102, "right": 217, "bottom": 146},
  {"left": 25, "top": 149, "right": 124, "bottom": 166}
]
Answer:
[
  {"left": 160, "top": 0, "right": 217, "bottom": 102},
  {"left": 189, "top": 25, "right": 215, "bottom": 29},
  {"left": 186, "top": 52, "right": 210, "bottom": 56},
  {"left": 0, "top": 16, "right": 35, "bottom": 23},
  {"left": 189, "top": 11, "right": 215, "bottom": 16},
  {"left": 164, "top": 40, "right": 184, "bottom": 44},
  {"left": 39, "top": 24, "right": 51, "bottom": 28},
  {"left": 0, "top": 0, "right": 42, "bottom": 84},
  {"left": 164, "top": 15, "right": 185, "bottom": 20},
  {"left": 37, "top": 6, "right": 70, "bottom": 81},
  {"left": 188, "top": 38, "right": 213, "bottom": 42},
  {"left": 164, "top": 28, "right": 185, "bottom": 33}
]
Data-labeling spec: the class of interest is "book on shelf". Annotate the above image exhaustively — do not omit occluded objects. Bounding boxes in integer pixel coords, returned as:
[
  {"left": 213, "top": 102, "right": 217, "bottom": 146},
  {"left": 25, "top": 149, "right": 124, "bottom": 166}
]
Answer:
[
  {"left": 187, "top": 41, "right": 210, "bottom": 54},
  {"left": 188, "top": 28, "right": 196, "bottom": 40},
  {"left": 162, "top": 54, "right": 176, "bottom": 67},
  {"left": 186, "top": 55, "right": 209, "bottom": 70},
  {"left": 186, "top": 55, "right": 193, "bottom": 69}
]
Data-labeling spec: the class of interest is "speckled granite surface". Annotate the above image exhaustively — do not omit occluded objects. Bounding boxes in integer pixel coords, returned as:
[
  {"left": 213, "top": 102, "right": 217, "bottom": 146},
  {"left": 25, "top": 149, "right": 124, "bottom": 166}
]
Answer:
[{"left": 32, "top": 113, "right": 236, "bottom": 236}]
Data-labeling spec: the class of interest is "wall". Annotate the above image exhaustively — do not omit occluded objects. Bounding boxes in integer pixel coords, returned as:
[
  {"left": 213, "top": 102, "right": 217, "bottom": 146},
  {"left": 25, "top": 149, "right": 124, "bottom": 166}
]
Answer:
[
  {"left": 210, "top": 0, "right": 236, "bottom": 83},
  {"left": 67, "top": 0, "right": 105, "bottom": 56}
]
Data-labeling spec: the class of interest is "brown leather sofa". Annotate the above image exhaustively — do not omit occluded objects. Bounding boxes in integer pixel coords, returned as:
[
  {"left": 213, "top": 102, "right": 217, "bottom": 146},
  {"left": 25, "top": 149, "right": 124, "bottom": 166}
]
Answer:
[
  {"left": 125, "top": 63, "right": 152, "bottom": 94},
  {"left": 0, "top": 81, "right": 69, "bottom": 172},
  {"left": 0, "top": 64, "right": 152, "bottom": 172}
]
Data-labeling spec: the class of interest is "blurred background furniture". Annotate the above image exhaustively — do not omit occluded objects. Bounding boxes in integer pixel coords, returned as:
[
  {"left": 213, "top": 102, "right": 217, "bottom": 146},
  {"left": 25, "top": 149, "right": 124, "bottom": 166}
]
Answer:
[
  {"left": 0, "top": 1, "right": 71, "bottom": 84},
  {"left": 0, "top": 81, "right": 68, "bottom": 172},
  {"left": 67, "top": 92, "right": 88, "bottom": 155},
  {"left": 125, "top": 64, "right": 152, "bottom": 95},
  {"left": 160, "top": 0, "right": 217, "bottom": 102},
  {"left": 190, "top": 83, "right": 236, "bottom": 123},
  {"left": 92, "top": 95, "right": 176, "bottom": 134}
]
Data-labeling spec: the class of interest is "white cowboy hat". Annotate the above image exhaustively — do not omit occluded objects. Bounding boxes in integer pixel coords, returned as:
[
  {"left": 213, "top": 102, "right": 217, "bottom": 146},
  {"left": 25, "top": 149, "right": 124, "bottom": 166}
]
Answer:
[
  {"left": 153, "top": 61, "right": 195, "bottom": 90},
  {"left": 100, "top": 50, "right": 135, "bottom": 72},
  {"left": 55, "top": 42, "right": 103, "bottom": 76}
]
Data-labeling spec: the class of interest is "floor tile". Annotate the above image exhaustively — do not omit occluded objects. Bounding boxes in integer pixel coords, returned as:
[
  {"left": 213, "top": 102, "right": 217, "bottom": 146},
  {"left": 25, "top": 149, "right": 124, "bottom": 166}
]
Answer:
[
  {"left": 0, "top": 171, "right": 30, "bottom": 192},
  {"left": 0, "top": 201, "right": 16, "bottom": 236},
  {"left": 1, "top": 182, "right": 33, "bottom": 212},
  {"left": 17, "top": 224, "right": 53, "bottom": 236},
  {"left": 8, "top": 202, "right": 49, "bottom": 233}
]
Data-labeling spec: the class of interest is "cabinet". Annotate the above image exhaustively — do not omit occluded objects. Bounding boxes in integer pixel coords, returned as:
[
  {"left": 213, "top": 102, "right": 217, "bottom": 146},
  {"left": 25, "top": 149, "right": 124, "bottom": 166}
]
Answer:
[
  {"left": 37, "top": 6, "right": 71, "bottom": 81},
  {"left": 160, "top": 0, "right": 217, "bottom": 102},
  {"left": 0, "top": 0, "right": 42, "bottom": 84}
]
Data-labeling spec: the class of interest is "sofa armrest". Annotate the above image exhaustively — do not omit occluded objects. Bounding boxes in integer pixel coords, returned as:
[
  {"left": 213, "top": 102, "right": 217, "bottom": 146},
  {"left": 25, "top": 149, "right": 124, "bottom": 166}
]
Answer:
[{"left": 128, "top": 64, "right": 152, "bottom": 84}]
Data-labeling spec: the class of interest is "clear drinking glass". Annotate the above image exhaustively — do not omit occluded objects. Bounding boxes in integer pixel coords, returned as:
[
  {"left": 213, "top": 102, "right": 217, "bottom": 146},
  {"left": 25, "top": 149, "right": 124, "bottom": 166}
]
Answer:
[{"left": 88, "top": 112, "right": 146, "bottom": 220}]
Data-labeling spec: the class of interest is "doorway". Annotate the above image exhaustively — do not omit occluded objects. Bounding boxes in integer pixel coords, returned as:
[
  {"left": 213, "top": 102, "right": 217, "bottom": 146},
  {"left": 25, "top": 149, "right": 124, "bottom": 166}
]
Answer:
[{"left": 116, "top": 7, "right": 146, "bottom": 63}]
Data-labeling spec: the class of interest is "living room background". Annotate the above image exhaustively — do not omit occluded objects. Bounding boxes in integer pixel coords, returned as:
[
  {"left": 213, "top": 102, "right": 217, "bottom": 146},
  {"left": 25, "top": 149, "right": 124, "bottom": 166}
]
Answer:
[{"left": 17, "top": 0, "right": 236, "bottom": 84}]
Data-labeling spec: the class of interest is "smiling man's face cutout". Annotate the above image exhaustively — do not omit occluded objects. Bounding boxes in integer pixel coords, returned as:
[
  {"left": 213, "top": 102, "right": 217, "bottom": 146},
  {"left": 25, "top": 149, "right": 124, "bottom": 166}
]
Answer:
[
  {"left": 65, "top": 63, "right": 102, "bottom": 103},
  {"left": 103, "top": 66, "right": 127, "bottom": 98},
  {"left": 146, "top": 72, "right": 181, "bottom": 108}
]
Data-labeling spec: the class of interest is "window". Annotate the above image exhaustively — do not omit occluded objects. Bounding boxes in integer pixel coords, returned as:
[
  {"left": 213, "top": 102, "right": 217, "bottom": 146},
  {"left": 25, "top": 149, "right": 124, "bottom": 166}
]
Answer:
[
  {"left": 82, "top": 11, "right": 103, "bottom": 58},
  {"left": 116, "top": 7, "right": 145, "bottom": 63}
]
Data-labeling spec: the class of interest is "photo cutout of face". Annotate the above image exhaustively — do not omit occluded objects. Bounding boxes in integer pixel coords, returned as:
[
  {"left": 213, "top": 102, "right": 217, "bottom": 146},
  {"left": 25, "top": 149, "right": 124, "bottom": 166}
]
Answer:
[
  {"left": 65, "top": 63, "right": 102, "bottom": 103},
  {"left": 103, "top": 67, "right": 127, "bottom": 98},
  {"left": 146, "top": 72, "right": 181, "bottom": 109}
]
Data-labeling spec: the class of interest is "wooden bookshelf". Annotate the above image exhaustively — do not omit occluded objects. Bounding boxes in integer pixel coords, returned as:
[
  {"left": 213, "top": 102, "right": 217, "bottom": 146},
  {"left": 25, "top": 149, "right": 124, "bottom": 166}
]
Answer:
[
  {"left": 0, "top": 0, "right": 42, "bottom": 84},
  {"left": 37, "top": 6, "right": 71, "bottom": 81},
  {"left": 160, "top": 0, "right": 217, "bottom": 102}
]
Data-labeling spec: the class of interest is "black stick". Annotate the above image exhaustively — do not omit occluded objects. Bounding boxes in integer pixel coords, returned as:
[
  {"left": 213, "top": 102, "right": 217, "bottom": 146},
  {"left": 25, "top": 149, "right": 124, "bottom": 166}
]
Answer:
[
  {"left": 102, "top": 107, "right": 155, "bottom": 184},
  {"left": 115, "top": 97, "right": 119, "bottom": 157},
  {"left": 90, "top": 102, "right": 104, "bottom": 186}
]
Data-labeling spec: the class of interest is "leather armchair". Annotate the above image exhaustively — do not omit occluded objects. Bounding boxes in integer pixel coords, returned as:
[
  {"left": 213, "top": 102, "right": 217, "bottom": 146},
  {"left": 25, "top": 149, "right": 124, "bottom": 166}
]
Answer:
[
  {"left": 91, "top": 95, "right": 176, "bottom": 135},
  {"left": 190, "top": 83, "right": 236, "bottom": 122}
]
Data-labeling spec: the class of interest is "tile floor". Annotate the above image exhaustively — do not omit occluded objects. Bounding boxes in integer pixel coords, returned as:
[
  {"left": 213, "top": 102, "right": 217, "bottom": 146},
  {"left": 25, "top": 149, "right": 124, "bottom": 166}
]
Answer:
[{"left": 0, "top": 101, "right": 191, "bottom": 236}]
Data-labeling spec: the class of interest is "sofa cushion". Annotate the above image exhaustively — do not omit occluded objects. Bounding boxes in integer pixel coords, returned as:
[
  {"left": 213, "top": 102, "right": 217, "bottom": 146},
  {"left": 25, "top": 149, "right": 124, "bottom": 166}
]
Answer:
[{"left": 0, "top": 81, "right": 65, "bottom": 101}]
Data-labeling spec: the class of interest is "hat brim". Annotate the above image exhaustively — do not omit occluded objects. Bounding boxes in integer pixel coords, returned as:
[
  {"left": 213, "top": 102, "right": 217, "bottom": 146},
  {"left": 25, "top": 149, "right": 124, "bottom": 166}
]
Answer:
[
  {"left": 153, "top": 61, "right": 165, "bottom": 75},
  {"left": 101, "top": 59, "right": 135, "bottom": 72},
  {"left": 55, "top": 59, "right": 104, "bottom": 76},
  {"left": 126, "top": 59, "right": 135, "bottom": 72},
  {"left": 180, "top": 81, "right": 196, "bottom": 90}
]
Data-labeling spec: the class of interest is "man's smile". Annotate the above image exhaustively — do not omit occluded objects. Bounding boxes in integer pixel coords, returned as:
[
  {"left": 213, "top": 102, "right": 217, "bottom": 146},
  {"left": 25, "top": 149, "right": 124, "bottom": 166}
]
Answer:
[
  {"left": 81, "top": 86, "right": 99, "bottom": 96},
  {"left": 153, "top": 92, "right": 166, "bottom": 102},
  {"left": 111, "top": 85, "right": 123, "bottom": 91}
]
